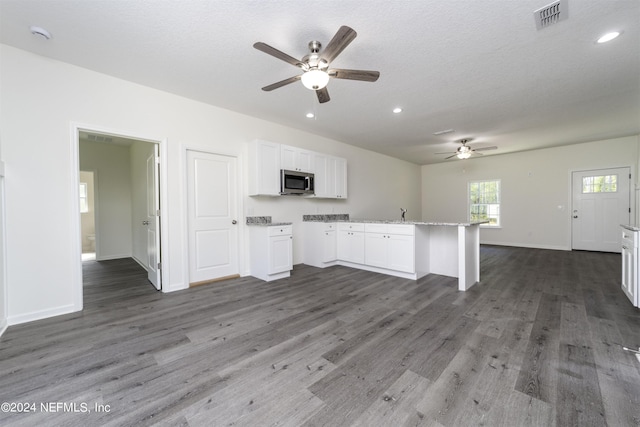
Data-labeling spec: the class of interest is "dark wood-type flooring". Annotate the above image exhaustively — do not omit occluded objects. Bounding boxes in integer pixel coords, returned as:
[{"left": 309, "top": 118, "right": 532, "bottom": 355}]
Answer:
[{"left": 1, "top": 246, "right": 639, "bottom": 426}]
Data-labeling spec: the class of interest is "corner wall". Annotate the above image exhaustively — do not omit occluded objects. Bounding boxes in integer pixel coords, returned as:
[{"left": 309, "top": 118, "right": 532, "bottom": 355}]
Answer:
[{"left": 421, "top": 136, "right": 639, "bottom": 250}]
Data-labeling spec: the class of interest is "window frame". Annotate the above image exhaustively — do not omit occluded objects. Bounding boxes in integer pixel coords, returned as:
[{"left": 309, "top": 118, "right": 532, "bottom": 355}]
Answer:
[
  {"left": 79, "top": 182, "right": 89, "bottom": 213},
  {"left": 468, "top": 179, "right": 501, "bottom": 227}
]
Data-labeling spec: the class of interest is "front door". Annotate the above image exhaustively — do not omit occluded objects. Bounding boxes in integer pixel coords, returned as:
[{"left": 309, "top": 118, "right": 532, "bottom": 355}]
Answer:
[
  {"left": 571, "top": 167, "right": 630, "bottom": 252},
  {"left": 146, "top": 145, "right": 161, "bottom": 289},
  {"left": 187, "top": 150, "right": 239, "bottom": 284}
]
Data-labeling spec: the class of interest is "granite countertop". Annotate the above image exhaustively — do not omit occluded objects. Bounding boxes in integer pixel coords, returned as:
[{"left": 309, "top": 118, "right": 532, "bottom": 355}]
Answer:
[
  {"left": 342, "top": 219, "right": 490, "bottom": 227},
  {"left": 246, "top": 216, "right": 292, "bottom": 226},
  {"left": 622, "top": 224, "right": 640, "bottom": 232},
  {"left": 302, "top": 214, "right": 487, "bottom": 226}
]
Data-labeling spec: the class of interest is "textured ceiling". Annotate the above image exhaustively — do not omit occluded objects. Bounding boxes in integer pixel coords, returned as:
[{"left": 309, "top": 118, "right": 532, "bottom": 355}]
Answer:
[{"left": 1, "top": 0, "right": 638, "bottom": 164}]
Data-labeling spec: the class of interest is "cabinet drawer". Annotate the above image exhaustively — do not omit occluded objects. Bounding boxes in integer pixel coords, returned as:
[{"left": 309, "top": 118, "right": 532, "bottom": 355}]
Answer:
[
  {"left": 364, "top": 223, "right": 415, "bottom": 235},
  {"left": 622, "top": 229, "right": 637, "bottom": 248},
  {"left": 338, "top": 223, "right": 364, "bottom": 232},
  {"left": 268, "top": 225, "right": 293, "bottom": 236},
  {"left": 364, "top": 223, "right": 387, "bottom": 234},
  {"left": 324, "top": 222, "right": 337, "bottom": 231},
  {"left": 387, "top": 224, "right": 414, "bottom": 236}
]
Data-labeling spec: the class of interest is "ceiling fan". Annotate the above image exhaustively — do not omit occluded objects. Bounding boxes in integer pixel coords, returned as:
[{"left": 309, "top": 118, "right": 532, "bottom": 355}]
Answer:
[
  {"left": 437, "top": 138, "right": 497, "bottom": 159},
  {"left": 253, "top": 26, "right": 380, "bottom": 104}
]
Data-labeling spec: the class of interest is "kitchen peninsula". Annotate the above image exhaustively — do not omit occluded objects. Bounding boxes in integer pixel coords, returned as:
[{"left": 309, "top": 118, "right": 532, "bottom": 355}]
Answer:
[{"left": 303, "top": 216, "right": 487, "bottom": 291}]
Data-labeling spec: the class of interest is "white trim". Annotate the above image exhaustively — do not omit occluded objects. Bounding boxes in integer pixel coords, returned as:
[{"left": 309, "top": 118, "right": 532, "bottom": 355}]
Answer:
[
  {"left": 181, "top": 144, "right": 245, "bottom": 288},
  {"left": 70, "top": 122, "right": 171, "bottom": 304},
  {"left": 481, "top": 240, "right": 571, "bottom": 251},
  {"left": 95, "top": 253, "right": 134, "bottom": 261},
  {"left": 569, "top": 165, "right": 633, "bottom": 251},
  {"left": 0, "top": 318, "right": 7, "bottom": 337},
  {"left": 0, "top": 162, "right": 7, "bottom": 337},
  {"left": 8, "top": 303, "right": 77, "bottom": 326}
]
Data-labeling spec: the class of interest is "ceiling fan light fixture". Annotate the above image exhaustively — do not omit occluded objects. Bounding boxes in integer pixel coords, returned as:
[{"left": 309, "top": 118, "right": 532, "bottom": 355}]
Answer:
[{"left": 301, "top": 69, "right": 330, "bottom": 90}]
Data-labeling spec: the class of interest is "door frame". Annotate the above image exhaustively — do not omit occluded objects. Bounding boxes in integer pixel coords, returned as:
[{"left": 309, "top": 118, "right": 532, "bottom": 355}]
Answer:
[
  {"left": 569, "top": 165, "right": 634, "bottom": 251},
  {"left": 70, "top": 122, "right": 170, "bottom": 311},
  {"left": 181, "top": 144, "right": 246, "bottom": 287}
]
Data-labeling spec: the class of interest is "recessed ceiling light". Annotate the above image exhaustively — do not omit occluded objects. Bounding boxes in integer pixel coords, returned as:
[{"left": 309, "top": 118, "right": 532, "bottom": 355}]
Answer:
[
  {"left": 306, "top": 112, "right": 315, "bottom": 119},
  {"left": 392, "top": 107, "right": 402, "bottom": 114},
  {"left": 30, "top": 26, "right": 51, "bottom": 40},
  {"left": 597, "top": 31, "right": 620, "bottom": 43}
]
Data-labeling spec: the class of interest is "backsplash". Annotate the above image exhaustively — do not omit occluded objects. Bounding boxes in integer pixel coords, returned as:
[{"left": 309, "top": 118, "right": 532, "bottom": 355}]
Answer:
[
  {"left": 303, "top": 214, "right": 350, "bottom": 222},
  {"left": 246, "top": 216, "right": 272, "bottom": 225}
]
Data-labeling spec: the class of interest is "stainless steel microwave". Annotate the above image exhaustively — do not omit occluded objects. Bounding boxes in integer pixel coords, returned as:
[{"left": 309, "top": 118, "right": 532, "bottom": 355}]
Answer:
[{"left": 280, "top": 169, "right": 314, "bottom": 195}]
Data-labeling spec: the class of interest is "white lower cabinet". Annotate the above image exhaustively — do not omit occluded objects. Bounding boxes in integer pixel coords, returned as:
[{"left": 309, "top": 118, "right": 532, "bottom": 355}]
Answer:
[
  {"left": 364, "top": 224, "right": 415, "bottom": 273},
  {"left": 621, "top": 227, "right": 638, "bottom": 307},
  {"left": 337, "top": 223, "right": 365, "bottom": 264},
  {"left": 303, "top": 222, "right": 337, "bottom": 268},
  {"left": 250, "top": 225, "right": 293, "bottom": 282}
]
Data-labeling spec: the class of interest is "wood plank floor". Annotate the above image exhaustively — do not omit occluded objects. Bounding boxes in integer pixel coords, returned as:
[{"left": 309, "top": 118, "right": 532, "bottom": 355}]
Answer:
[{"left": 1, "top": 246, "right": 639, "bottom": 426}]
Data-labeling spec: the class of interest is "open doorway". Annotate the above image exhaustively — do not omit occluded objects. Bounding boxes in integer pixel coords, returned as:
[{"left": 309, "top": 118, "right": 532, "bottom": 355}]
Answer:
[{"left": 75, "top": 128, "right": 163, "bottom": 301}]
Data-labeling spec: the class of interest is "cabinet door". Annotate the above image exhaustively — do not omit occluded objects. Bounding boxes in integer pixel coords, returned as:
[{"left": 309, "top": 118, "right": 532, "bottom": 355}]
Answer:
[
  {"left": 298, "top": 150, "right": 313, "bottom": 172},
  {"left": 281, "top": 145, "right": 297, "bottom": 171},
  {"left": 388, "top": 234, "right": 415, "bottom": 272},
  {"left": 249, "top": 140, "right": 280, "bottom": 196},
  {"left": 621, "top": 242, "right": 636, "bottom": 304},
  {"left": 269, "top": 234, "right": 292, "bottom": 274},
  {"left": 323, "top": 230, "right": 337, "bottom": 262},
  {"left": 333, "top": 157, "right": 348, "bottom": 199},
  {"left": 365, "top": 233, "right": 387, "bottom": 268},
  {"left": 337, "top": 230, "right": 364, "bottom": 264},
  {"left": 312, "top": 153, "right": 329, "bottom": 198},
  {"left": 281, "top": 145, "right": 313, "bottom": 172}
]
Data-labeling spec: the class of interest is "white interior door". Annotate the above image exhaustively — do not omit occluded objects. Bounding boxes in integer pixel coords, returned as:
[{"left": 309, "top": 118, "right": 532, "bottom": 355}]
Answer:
[
  {"left": 146, "top": 145, "right": 161, "bottom": 290},
  {"left": 187, "top": 150, "right": 239, "bottom": 284},
  {"left": 572, "top": 167, "right": 630, "bottom": 252}
]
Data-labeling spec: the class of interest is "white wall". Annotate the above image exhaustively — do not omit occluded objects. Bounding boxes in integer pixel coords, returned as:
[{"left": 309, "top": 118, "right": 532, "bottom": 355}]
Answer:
[
  {"left": 79, "top": 140, "right": 134, "bottom": 260},
  {"left": 0, "top": 153, "right": 7, "bottom": 335},
  {"left": 0, "top": 45, "right": 422, "bottom": 325},
  {"left": 422, "top": 136, "right": 639, "bottom": 250}
]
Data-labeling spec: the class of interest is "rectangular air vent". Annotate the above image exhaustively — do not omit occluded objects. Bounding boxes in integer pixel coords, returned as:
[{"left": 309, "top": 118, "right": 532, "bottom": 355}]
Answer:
[{"left": 534, "top": 0, "right": 568, "bottom": 30}]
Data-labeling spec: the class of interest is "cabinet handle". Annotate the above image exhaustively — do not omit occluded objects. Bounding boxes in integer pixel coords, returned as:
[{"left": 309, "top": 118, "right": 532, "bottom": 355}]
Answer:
[{"left": 623, "top": 245, "right": 628, "bottom": 250}]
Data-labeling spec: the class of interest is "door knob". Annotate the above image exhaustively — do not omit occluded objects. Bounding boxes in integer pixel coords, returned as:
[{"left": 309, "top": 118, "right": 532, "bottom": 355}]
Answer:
[
  {"left": 232, "top": 220, "right": 237, "bottom": 225},
  {"left": 573, "top": 215, "right": 578, "bottom": 219},
  {"left": 142, "top": 220, "right": 149, "bottom": 225}
]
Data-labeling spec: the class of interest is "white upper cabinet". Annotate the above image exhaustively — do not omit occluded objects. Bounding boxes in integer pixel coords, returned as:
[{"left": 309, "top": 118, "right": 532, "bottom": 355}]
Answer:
[
  {"left": 249, "top": 140, "right": 346, "bottom": 199},
  {"left": 312, "top": 153, "right": 348, "bottom": 199},
  {"left": 281, "top": 144, "right": 313, "bottom": 172},
  {"left": 248, "top": 140, "right": 281, "bottom": 196}
]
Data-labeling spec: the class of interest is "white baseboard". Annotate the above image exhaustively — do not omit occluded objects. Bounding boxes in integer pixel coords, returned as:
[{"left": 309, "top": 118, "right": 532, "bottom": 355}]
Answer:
[
  {"left": 7, "top": 303, "right": 79, "bottom": 326},
  {"left": 163, "top": 282, "right": 188, "bottom": 293},
  {"left": 132, "top": 256, "right": 149, "bottom": 271},
  {"left": 481, "top": 241, "right": 570, "bottom": 251},
  {"left": 95, "top": 253, "right": 132, "bottom": 261},
  {"left": 0, "top": 317, "right": 7, "bottom": 337}
]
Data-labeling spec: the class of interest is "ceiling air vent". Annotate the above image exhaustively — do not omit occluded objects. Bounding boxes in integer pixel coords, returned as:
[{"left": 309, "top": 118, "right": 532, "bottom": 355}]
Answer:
[
  {"left": 86, "top": 134, "right": 113, "bottom": 143},
  {"left": 534, "top": 0, "right": 568, "bottom": 30}
]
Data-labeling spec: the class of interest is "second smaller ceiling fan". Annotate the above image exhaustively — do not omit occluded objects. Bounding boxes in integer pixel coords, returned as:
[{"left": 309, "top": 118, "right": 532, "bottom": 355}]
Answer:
[{"left": 437, "top": 138, "right": 497, "bottom": 159}]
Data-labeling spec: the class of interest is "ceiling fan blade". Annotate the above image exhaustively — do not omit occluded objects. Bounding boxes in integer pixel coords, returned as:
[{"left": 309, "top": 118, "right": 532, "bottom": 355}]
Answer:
[
  {"left": 328, "top": 68, "right": 380, "bottom": 82},
  {"left": 472, "top": 146, "right": 498, "bottom": 152},
  {"left": 444, "top": 154, "right": 458, "bottom": 159},
  {"left": 261, "top": 75, "right": 301, "bottom": 91},
  {"left": 316, "top": 87, "right": 330, "bottom": 103},
  {"left": 253, "top": 42, "right": 303, "bottom": 68},
  {"left": 320, "top": 26, "right": 357, "bottom": 63}
]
